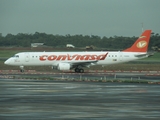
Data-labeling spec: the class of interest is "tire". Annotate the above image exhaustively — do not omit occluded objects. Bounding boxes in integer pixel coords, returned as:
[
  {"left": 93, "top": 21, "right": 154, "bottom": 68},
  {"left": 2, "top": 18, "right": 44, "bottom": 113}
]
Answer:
[
  {"left": 79, "top": 68, "right": 84, "bottom": 73},
  {"left": 20, "top": 69, "right": 24, "bottom": 72},
  {"left": 75, "top": 68, "right": 80, "bottom": 73}
]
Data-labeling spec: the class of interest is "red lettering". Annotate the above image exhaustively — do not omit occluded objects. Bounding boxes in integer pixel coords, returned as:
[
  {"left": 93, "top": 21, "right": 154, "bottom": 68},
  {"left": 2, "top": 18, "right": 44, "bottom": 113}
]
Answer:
[
  {"left": 80, "top": 55, "right": 90, "bottom": 60},
  {"left": 39, "top": 55, "right": 48, "bottom": 61},
  {"left": 67, "top": 54, "right": 77, "bottom": 60},
  {"left": 48, "top": 55, "right": 57, "bottom": 61},
  {"left": 75, "top": 55, "right": 81, "bottom": 60},
  {"left": 97, "top": 53, "right": 108, "bottom": 60},
  {"left": 89, "top": 55, "right": 97, "bottom": 60},
  {"left": 39, "top": 53, "right": 108, "bottom": 61},
  {"left": 56, "top": 55, "right": 67, "bottom": 61}
]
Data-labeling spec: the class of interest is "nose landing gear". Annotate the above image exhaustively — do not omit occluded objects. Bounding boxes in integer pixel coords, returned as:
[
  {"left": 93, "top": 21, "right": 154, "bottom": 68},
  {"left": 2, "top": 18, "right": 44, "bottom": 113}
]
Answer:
[{"left": 20, "top": 66, "right": 24, "bottom": 72}]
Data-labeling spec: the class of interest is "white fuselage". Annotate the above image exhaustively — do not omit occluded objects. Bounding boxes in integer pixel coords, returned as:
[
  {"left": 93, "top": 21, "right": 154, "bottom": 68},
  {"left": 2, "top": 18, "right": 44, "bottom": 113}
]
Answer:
[{"left": 4, "top": 51, "right": 147, "bottom": 67}]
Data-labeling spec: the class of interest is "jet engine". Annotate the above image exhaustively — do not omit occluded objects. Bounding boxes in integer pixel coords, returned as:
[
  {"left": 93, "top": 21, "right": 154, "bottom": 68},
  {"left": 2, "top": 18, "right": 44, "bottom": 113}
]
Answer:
[{"left": 57, "top": 63, "right": 71, "bottom": 71}]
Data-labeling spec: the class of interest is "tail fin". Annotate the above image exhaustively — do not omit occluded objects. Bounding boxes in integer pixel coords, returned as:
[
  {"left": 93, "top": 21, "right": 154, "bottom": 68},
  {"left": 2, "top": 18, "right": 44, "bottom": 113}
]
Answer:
[{"left": 123, "top": 30, "right": 152, "bottom": 52}]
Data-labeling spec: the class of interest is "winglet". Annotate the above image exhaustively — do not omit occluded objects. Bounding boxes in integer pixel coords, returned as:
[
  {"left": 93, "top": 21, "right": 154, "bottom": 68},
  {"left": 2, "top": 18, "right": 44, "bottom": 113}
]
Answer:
[{"left": 123, "top": 30, "right": 152, "bottom": 52}]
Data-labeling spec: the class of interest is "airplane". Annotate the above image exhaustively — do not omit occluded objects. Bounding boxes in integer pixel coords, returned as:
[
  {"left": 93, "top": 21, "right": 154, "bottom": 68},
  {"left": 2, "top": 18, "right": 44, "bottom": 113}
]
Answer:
[{"left": 4, "top": 30, "right": 152, "bottom": 73}]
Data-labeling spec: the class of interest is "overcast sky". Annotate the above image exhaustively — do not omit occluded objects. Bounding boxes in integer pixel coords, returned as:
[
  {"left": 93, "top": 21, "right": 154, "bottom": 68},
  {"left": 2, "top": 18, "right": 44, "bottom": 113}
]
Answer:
[{"left": 0, "top": 0, "right": 160, "bottom": 37}]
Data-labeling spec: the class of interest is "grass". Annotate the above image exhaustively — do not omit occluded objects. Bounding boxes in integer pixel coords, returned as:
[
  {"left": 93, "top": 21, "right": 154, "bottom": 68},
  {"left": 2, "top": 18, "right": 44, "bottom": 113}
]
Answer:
[
  {"left": 142, "top": 52, "right": 160, "bottom": 61},
  {"left": 0, "top": 50, "right": 19, "bottom": 58}
]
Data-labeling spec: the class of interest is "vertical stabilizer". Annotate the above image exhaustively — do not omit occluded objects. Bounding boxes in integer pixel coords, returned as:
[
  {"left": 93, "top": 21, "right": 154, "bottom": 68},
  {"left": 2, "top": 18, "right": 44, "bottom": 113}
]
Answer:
[{"left": 123, "top": 30, "right": 152, "bottom": 52}]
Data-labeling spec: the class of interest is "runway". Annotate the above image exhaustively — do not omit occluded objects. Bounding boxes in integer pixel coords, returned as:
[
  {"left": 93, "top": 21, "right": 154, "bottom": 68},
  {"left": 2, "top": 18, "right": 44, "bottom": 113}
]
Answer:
[{"left": 0, "top": 79, "right": 160, "bottom": 120}]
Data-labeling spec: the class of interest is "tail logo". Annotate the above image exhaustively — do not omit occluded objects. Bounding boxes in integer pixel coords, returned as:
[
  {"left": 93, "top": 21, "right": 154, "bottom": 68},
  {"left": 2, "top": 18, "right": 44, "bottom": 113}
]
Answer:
[
  {"left": 136, "top": 41, "right": 147, "bottom": 48},
  {"left": 139, "top": 36, "right": 146, "bottom": 39}
]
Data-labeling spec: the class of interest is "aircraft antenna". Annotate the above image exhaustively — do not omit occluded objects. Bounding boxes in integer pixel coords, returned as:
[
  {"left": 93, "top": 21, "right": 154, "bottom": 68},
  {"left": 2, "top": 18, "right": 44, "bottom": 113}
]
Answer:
[{"left": 141, "top": 22, "right": 144, "bottom": 32}]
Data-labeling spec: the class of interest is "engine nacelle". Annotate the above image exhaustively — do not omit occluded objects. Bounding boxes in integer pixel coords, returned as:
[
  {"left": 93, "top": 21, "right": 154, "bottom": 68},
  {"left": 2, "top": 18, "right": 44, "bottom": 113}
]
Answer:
[{"left": 57, "top": 63, "right": 71, "bottom": 71}]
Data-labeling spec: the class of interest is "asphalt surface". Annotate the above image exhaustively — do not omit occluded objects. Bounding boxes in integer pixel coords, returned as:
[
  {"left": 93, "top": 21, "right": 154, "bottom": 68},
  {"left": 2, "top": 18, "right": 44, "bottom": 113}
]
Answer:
[{"left": 0, "top": 79, "right": 160, "bottom": 120}]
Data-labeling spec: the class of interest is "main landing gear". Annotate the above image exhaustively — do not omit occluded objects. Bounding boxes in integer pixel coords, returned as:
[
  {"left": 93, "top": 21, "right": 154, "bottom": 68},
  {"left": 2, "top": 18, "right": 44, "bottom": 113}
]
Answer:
[
  {"left": 74, "top": 68, "right": 84, "bottom": 73},
  {"left": 20, "top": 66, "right": 24, "bottom": 72}
]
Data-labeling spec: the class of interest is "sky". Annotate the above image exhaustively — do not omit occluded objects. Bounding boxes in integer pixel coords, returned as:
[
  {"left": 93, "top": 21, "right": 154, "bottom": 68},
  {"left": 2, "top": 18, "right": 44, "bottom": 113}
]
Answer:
[{"left": 0, "top": 0, "right": 160, "bottom": 37}]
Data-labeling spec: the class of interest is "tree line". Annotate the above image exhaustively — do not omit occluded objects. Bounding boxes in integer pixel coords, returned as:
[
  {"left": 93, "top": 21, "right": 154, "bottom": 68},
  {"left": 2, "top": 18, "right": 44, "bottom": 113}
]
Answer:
[{"left": 0, "top": 32, "right": 159, "bottom": 51}]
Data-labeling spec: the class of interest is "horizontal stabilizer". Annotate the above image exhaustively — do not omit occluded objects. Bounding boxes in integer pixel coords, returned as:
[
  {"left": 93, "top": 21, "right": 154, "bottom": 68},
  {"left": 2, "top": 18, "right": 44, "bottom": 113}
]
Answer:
[{"left": 134, "top": 53, "right": 148, "bottom": 57}]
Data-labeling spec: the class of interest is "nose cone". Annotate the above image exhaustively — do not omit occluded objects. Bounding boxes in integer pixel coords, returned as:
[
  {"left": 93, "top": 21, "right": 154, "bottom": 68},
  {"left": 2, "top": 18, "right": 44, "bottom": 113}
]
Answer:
[{"left": 4, "top": 59, "right": 10, "bottom": 65}]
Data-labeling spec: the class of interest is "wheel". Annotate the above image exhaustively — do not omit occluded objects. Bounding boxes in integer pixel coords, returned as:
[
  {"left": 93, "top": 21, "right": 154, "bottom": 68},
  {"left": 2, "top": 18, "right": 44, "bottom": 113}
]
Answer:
[
  {"left": 79, "top": 68, "right": 84, "bottom": 73},
  {"left": 20, "top": 66, "right": 24, "bottom": 72},
  {"left": 20, "top": 69, "right": 24, "bottom": 72},
  {"left": 75, "top": 68, "right": 80, "bottom": 73}
]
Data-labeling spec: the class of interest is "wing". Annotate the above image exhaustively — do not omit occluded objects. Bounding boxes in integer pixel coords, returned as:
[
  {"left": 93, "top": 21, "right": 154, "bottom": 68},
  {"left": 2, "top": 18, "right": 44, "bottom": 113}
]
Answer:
[
  {"left": 67, "top": 52, "right": 108, "bottom": 68},
  {"left": 134, "top": 53, "right": 148, "bottom": 57},
  {"left": 68, "top": 60, "right": 98, "bottom": 68}
]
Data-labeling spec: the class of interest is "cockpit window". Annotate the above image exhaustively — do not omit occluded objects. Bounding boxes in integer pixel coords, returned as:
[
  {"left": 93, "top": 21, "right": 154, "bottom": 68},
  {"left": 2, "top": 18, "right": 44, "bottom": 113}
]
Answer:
[{"left": 13, "top": 55, "right": 19, "bottom": 58}]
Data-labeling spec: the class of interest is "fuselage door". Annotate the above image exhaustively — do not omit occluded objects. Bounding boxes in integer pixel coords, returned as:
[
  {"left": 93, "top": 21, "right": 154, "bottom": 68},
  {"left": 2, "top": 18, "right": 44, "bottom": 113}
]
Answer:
[
  {"left": 119, "top": 51, "right": 123, "bottom": 61},
  {"left": 25, "top": 53, "right": 30, "bottom": 62}
]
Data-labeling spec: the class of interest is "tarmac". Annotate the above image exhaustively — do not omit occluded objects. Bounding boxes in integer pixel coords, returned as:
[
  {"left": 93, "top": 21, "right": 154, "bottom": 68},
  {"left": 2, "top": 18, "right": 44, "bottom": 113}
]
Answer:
[{"left": 0, "top": 79, "right": 160, "bottom": 120}]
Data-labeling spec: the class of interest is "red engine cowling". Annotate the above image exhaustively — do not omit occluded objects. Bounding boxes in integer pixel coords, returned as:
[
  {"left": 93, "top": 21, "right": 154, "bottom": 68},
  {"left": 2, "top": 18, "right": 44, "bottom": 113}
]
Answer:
[{"left": 57, "top": 63, "right": 71, "bottom": 71}]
